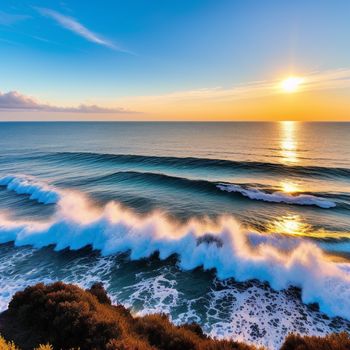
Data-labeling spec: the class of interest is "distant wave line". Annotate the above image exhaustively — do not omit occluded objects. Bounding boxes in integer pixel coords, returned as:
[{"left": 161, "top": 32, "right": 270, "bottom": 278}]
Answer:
[{"left": 36, "top": 151, "right": 350, "bottom": 179}]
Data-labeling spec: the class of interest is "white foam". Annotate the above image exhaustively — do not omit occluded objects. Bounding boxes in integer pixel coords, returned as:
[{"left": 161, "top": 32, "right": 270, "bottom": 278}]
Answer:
[
  {"left": 1, "top": 244, "right": 349, "bottom": 350},
  {"left": 0, "top": 175, "right": 60, "bottom": 204},
  {"left": 122, "top": 272, "right": 180, "bottom": 316},
  {"left": 217, "top": 184, "right": 336, "bottom": 209},
  {"left": 0, "top": 180, "right": 349, "bottom": 322},
  {"left": 0, "top": 246, "right": 116, "bottom": 312},
  {"left": 204, "top": 280, "right": 344, "bottom": 350}
]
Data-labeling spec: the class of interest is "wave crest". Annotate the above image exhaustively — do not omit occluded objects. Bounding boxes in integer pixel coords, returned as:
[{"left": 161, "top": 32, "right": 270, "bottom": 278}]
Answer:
[
  {"left": 0, "top": 175, "right": 60, "bottom": 204},
  {"left": 217, "top": 184, "right": 336, "bottom": 208}
]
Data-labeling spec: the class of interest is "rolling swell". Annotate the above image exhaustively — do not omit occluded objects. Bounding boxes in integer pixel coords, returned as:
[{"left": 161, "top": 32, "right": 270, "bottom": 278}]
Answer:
[
  {"left": 40, "top": 152, "right": 350, "bottom": 179},
  {"left": 62, "top": 170, "right": 339, "bottom": 209},
  {"left": 74, "top": 170, "right": 218, "bottom": 193}
]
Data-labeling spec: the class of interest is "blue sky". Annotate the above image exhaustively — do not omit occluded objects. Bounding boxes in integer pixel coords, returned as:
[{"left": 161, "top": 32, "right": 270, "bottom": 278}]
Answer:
[{"left": 1, "top": 0, "right": 350, "bottom": 120}]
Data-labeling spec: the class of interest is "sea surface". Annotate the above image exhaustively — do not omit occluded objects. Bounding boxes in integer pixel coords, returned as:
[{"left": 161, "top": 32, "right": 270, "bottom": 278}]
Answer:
[{"left": 0, "top": 122, "right": 350, "bottom": 349}]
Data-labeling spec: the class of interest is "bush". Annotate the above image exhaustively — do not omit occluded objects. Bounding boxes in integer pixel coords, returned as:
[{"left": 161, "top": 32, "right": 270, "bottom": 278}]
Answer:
[
  {"left": 87, "top": 282, "right": 112, "bottom": 305},
  {"left": 280, "top": 332, "right": 350, "bottom": 350},
  {"left": 106, "top": 337, "right": 155, "bottom": 350},
  {"left": 4, "top": 282, "right": 125, "bottom": 350},
  {"left": 134, "top": 314, "right": 258, "bottom": 350},
  {"left": 135, "top": 314, "right": 198, "bottom": 350}
]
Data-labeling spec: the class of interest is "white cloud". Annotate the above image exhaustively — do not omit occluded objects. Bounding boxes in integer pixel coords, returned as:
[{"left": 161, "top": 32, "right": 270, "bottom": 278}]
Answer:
[
  {"left": 0, "top": 91, "right": 132, "bottom": 114},
  {"left": 36, "top": 7, "right": 120, "bottom": 51}
]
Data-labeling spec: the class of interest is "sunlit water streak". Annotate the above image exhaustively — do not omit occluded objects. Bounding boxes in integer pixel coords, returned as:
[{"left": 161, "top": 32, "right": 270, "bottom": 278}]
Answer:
[{"left": 280, "top": 121, "right": 299, "bottom": 164}]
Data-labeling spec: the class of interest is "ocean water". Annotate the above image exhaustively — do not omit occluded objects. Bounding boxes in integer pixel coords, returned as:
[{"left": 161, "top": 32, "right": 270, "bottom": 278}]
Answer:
[{"left": 0, "top": 122, "right": 349, "bottom": 349}]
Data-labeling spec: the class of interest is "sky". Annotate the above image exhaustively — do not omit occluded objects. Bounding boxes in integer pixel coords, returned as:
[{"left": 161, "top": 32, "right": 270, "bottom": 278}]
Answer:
[{"left": 0, "top": 0, "right": 350, "bottom": 121}]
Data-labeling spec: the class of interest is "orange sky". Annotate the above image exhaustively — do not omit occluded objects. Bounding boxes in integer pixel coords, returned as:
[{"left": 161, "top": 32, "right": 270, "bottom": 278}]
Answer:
[{"left": 1, "top": 69, "right": 350, "bottom": 121}]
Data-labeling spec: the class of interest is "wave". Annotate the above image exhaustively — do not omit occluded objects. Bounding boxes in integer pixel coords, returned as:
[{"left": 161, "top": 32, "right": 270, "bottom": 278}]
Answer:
[
  {"left": 0, "top": 175, "right": 60, "bottom": 204},
  {"left": 217, "top": 184, "right": 336, "bottom": 209},
  {"left": 42, "top": 152, "right": 350, "bottom": 179},
  {"left": 0, "top": 176, "right": 350, "bottom": 320},
  {"left": 68, "top": 170, "right": 338, "bottom": 209}
]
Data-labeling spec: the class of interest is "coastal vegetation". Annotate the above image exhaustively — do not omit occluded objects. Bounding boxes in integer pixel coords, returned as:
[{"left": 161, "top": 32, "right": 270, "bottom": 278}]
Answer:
[{"left": 0, "top": 282, "right": 349, "bottom": 350}]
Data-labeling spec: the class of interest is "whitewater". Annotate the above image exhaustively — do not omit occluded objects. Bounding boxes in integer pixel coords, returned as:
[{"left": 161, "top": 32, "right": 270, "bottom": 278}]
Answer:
[{"left": 0, "top": 122, "right": 349, "bottom": 349}]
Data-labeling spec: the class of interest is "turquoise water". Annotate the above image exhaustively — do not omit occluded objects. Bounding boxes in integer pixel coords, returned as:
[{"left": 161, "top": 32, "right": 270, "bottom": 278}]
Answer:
[{"left": 0, "top": 122, "right": 349, "bottom": 349}]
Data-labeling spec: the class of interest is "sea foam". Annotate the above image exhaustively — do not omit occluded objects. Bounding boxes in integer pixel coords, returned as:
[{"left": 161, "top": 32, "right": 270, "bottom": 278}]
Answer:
[
  {"left": 0, "top": 176, "right": 349, "bottom": 320},
  {"left": 217, "top": 183, "right": 336, "bottom": 208}
]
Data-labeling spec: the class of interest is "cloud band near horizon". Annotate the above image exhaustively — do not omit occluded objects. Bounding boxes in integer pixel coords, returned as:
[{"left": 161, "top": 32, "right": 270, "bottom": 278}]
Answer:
[
  {"left": 0, "top": 91, "right": 132, "bottom": 114},
  {"left": 1, "top": 68, "right": 350, "bottom": 117}
]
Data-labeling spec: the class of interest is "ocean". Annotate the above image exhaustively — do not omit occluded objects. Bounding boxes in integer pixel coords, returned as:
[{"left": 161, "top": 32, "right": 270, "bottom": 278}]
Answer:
[{"left": 0, "top": 121, "right": 349, "bottom": 349}]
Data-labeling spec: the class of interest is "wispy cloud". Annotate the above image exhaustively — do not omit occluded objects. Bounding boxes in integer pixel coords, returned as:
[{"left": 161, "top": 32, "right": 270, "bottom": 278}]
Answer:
[
  {"left": 36, "top": 7, "right": 121, "bottom": 51},
  {"left": 133, "top": 68, "right": 350, "bottom": 104},
  {"left": 0, "top": 11, "right": 30, "bottom": 26},
  {"left": 0, "top": 91, "right": 133, "bottom": 114},
  {"left": 300, "top": 68, "right": 350, "bottom": 92}
]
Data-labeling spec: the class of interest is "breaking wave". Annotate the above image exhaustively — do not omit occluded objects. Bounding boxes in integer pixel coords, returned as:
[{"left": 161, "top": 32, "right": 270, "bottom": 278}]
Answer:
[
  {"left": 217, "top": 184, "right": 336, "bottom": 209},
  {"left": 0, "top": 175, "right": 60, "bottom": 204},
  {"left": 0, "top": 175, "right": 350, "bottom": 320},
  {"left": 59, "top": 170, "right": 339, "bottom": 209}
]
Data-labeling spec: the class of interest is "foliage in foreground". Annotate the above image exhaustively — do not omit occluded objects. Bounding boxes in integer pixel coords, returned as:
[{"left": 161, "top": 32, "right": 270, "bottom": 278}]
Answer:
[
  {"left": 280, "top": 332, "right": 350, "bottom": 350},
  {"left": 0, "top": 282, "right": 258, "bottom": 350},
  {"left": 0, "top": 336, "right": 52, "bottom": 350},
  {"left": 0, "top": 282, "right": 349, "bottom": 350}
]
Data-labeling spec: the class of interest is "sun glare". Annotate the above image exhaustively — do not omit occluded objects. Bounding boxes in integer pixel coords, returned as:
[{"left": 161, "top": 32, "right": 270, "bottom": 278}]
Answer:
[
  {"left": 268, "top": 215, "right": 311, "bottom": 237},
  {"left": 281, "top": 76, "right": 304, "bottom": 93},
  {"left": 280, "top": 121, "right": 299, "bottom": 163},
  {"left": 280, "top": 181, "right": 300, "bottom": 194}
]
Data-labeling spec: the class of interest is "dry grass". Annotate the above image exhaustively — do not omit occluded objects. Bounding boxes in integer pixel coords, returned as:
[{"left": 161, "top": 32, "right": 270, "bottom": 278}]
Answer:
[
  {"left": 280, "top": 332, "right": 350, "bottom": 350},
  {"left": 0, "top": 336, "right": 20, "bottom": 350}
]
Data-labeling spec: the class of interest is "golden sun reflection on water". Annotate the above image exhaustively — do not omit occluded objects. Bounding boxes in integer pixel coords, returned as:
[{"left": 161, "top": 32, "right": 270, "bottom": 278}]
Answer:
[
  {"left": 279, "top": 121, "right": 298, "bottom": 164},
  {"left": 280, "top": 181, "right": 300, "bottom": 194},
  {"left": 267, "top": 214, "right": 350, "bottom": 239},
  {"left": 268, "top": 214, "right": 311, "bottom": 237}
]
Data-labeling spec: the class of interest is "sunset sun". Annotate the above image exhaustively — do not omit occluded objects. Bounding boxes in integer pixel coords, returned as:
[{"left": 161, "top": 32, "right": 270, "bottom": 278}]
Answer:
[{"left": 281, "top": 76, "right": 304, "bottom": 93}]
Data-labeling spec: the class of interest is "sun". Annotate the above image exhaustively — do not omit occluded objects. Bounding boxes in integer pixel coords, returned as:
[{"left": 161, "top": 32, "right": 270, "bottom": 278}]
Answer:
[{"left": 281, "top": 76, "right": 304, "bottom": 93}]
